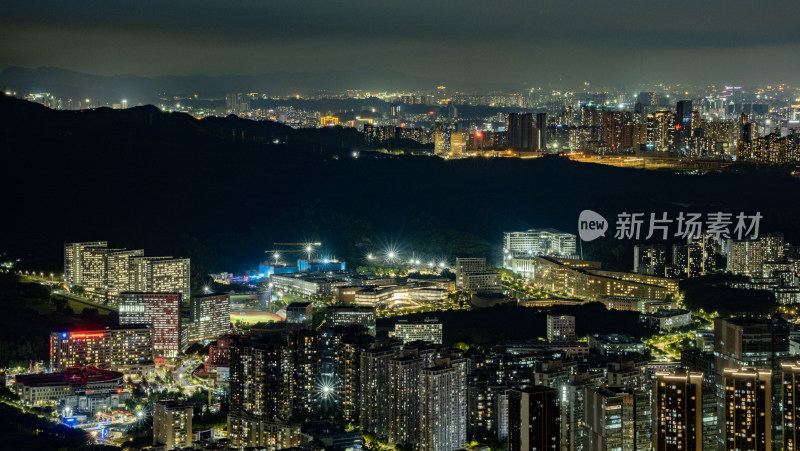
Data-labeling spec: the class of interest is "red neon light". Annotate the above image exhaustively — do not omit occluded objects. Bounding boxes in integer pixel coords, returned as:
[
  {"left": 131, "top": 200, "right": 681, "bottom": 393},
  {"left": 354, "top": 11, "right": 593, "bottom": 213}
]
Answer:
[
  {"left": 69, "top": 332, "right": 105, "bottom": 339},
  {"left": 476, "top": 132, "right": 483, "bottom": 138}
]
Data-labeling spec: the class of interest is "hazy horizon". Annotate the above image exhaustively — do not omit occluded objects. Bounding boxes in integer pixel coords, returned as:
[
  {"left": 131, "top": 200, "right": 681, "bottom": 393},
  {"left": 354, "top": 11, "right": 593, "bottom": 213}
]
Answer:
[{"left": 3, "top": 1, "right": 800, "bottom": 91}]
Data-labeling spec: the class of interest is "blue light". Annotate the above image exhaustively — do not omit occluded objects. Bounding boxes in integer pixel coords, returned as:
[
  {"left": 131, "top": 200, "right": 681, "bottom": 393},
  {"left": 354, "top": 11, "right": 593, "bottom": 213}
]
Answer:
[{"left": 62, "top": 332, "right": 68, "bottom": 339}]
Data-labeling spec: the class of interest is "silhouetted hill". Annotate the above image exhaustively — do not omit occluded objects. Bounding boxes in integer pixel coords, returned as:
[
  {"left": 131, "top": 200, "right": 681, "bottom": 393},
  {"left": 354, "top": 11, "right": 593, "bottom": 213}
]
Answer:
[{"left": 2, "top": 94, "right": 800, "bottom": 273}]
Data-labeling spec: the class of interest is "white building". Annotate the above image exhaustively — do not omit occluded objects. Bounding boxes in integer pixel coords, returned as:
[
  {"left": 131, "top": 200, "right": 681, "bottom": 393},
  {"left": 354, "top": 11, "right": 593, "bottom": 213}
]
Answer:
[
  {"left": 455, "top": 258, "right": 486, "bottom": 289},
  {"left": 420, "top": 358, "right": 468, "bottom": 451},
  {"left": 394, "top": 318, "right": 443, "bottom": 344},
  {"left": 503, "top": 229, "right": 578, "bottom": 266}
]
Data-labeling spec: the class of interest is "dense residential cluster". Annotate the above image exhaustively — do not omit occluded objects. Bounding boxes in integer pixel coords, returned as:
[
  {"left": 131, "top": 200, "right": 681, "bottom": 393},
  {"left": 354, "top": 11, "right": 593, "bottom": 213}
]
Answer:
[{"left": 5, "top": 227, "right": 800, "bottom": 450}]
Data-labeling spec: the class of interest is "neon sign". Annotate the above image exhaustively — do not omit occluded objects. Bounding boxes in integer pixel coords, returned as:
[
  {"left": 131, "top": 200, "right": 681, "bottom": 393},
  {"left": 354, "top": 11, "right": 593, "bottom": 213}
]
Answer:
[{"left": 69, "top": 332, "right": 105, "bottom": 339}]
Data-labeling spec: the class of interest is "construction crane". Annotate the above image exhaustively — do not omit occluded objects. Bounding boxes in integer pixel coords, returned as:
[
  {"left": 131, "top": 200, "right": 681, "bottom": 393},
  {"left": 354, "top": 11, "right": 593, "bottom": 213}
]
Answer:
[{"left": 266, "top": 242, "right": 322, "bottom": 264}]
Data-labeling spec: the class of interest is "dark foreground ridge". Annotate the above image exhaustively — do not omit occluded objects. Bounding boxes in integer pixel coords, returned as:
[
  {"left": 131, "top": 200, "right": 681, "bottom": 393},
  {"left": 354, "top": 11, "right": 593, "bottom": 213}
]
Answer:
[{"left": 2, "top": 94, "right": 800, "bottom": 271}]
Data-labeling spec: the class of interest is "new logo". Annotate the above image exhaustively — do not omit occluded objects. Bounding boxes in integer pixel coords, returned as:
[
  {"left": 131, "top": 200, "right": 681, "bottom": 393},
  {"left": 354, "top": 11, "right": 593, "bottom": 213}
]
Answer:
[{"left": 578, "top": 210, "right": 608, "bottom": 241}]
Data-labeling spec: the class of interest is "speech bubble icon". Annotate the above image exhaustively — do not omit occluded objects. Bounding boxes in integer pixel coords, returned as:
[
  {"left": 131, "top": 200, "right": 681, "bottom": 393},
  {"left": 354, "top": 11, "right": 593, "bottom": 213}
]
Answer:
[{"left": 578, "top": 210, "right": 608, "bottom": 241}]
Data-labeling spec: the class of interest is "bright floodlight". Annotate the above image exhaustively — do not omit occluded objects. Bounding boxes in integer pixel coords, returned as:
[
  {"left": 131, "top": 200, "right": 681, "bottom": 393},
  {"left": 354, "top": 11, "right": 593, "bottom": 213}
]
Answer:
[
  {"left": 367, "top": 253, "right": 373, "bottom": 260},
  {"left": 204, "top": 286, "right": 210, "bottom": 293},
  {"left": 439, "top": 262, "right": 446, "bottom": 268},
  {"left": 306, "top": 246, "right": 312, "bottom": 252},
  {"left": 388, "top": 251, "right": 396, "bottom": 259}
]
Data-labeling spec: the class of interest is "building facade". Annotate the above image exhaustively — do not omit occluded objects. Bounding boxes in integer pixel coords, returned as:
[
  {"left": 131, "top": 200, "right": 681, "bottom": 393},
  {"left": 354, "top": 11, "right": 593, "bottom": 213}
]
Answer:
[
  {"left": 118, "top": 292, "right": 181, "bottom": 358},
  {"left": 508, "top": 386, "right": 560, "bottom": 451},
  {"left": 653, "top": 370, "right": 703, "bottom": 451},
  {"left": 153, "top": 400, "right": 193, "bottom": 450}
]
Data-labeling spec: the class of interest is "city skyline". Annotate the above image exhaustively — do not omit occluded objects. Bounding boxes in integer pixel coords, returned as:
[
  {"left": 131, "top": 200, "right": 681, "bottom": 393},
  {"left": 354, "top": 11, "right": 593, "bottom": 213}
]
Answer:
[{"left": 5, "top": 3, "right": 800, "bottom": 449}]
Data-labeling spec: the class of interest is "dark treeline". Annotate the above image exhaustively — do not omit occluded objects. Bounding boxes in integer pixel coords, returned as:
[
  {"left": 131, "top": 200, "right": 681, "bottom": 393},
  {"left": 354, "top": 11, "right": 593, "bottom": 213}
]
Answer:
[
  {"left": 3, "top": 94, "right": 800, "bottom": 274},
  {"left": 0, "top": 402, "right": 95, "bottom": 449},
  {"left": 0, "top": 273, "right": 118, "bottom": 367}
]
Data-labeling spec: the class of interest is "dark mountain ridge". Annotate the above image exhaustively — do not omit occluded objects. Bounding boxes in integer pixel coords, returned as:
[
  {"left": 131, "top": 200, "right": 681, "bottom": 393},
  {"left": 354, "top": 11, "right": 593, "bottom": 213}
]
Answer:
[{"left": 2, "top": 94, "right": 800, "bottom": 273}]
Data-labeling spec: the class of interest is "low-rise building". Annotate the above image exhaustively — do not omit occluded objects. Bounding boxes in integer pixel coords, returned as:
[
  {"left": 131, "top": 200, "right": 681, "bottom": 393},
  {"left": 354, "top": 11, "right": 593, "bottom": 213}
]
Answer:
[
  {"left": 15, "top": 366, "right": 129, "bottom": 413},
  {"left": 587, "top": 334, "right": 646, "bottom": 356},
  {"left": 325, "top": 305, "right": 376, "bottom": 336},
  {"left": 640, "top": 309, "right": 693, "bottom": 331},
  {"left": 286, "top": 302, "right": 313, "bottom": 329},
  {"left": 461, "top": 272, "right": 502, "bottom": 293},
  {"left": 597, "top": 295, "right": 678, "bottom": 313},
  {"left": 394, "top": 318, "right": 443, "bottom": 344}
]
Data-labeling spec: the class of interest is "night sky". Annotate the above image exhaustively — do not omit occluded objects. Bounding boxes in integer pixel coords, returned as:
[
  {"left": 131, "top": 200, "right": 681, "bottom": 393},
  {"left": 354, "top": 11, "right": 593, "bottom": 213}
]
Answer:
[{"left": 2, "top": 1, "right": 800, "bottom": 89}]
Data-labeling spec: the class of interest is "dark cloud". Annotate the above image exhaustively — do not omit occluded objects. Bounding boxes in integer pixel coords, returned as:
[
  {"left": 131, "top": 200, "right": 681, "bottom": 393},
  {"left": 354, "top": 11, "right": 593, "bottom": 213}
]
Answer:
[{"left": 1, "top": 1, "right": 799, "bottom": 89}]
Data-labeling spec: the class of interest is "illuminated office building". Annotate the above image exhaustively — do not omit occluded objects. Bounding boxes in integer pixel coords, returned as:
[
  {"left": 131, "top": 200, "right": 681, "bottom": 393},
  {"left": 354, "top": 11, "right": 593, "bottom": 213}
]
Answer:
[
  {"left": 714, "top": 317, "right": 789, "bottom": 447},
  {"left": 153, "top": 400, "right": 193, "bottom": 450},
  {"left": 320, "top": 115, "right": 339, "bottom": 126},
  {"left": 287, "top": 329, "right": 321, "bottom": 415},
  {"left": 130, "top": 256, "right": 190, "bottom": 300},
  {"left": 583, "top": 386, "right": 651, "bottom": 451},
  {"left": 360, "top": 345, "right": 400, "bottom": 438},
  {"left": 455, "top": 257, "right": 486, "bottom": 289},
  {"left": 602, "top": 111, "right": 633, "bottom": 149},
  {"left": 394, "top": 318, "right": 443, "bottom": 344},
  {"left": 419, "top": 358, "right": 468, "bottom": 451},
  {"left": 118, "top": 292, "right": 181, "bottom": 358},
  {"left": 388, "top": 353, "right": 425, "bottom": 447},
  {"left": 722, "top": 368, "right": 772, "bottom": 451},
  {"left": 151, "top": 258, "right": 190, "bottom": 300},
  {"left": 334, "top": 332, "right": 374, "bottom": 423},
  {"left": 228, "top": 335, "right": 293, "bottom": 421},
  {"left": 633, "top": 244, "right": 667, "bottom": 276},
  {"left": 227, "top": 413, "right": 301, "bottom": 450},
  {"left": 653, "top": 369, "right": 704, "bottom": 451},
  {"left": 15, "top": 367, "right": 127, "bottom": 412},
  {"left": 547, "top": 314, "right": 575, "bottom": 343},
  {"left": 726, "top": 233, "right": 784, "bottom": 276},
  {"left": 106, "top": 249, "right": 144, "bottom": 295},
  {"left": 50, "top": 326, "right": 153, "bottom": 372},
  {"left": 647, "top": 111, "right": 676, "bottom": 152},
  {"left": 64, "top": 241, "right": 107, "bottom": 286},
  {"left": 503, "top": 229, "right": 578, "bottom": 260},
  {"left": 782, "top": 361, "right": 800, "bottom": 451},
  {"left": 188, "top": 293, "right": 231, "bottom": 341},
  {"left": 325, "top": 305, "right": 376, "bottom": 336},
  {"left": 81, "top": 245, "right": 118, "bottom": 292},
  {"left": 450, "top": 131, "right": 467, "bottom": 156},
  {"left": 433, "top": 123, "right": 448, "bottom": 156}
]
